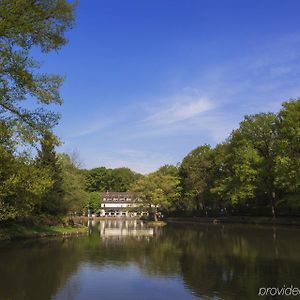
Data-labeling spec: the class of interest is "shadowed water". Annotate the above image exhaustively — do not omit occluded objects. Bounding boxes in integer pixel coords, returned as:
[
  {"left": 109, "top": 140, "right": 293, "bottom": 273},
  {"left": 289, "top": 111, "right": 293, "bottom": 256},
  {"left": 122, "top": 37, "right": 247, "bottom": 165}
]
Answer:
[{"left": 0, "top": 220, "right": 300, "bottom": 300}]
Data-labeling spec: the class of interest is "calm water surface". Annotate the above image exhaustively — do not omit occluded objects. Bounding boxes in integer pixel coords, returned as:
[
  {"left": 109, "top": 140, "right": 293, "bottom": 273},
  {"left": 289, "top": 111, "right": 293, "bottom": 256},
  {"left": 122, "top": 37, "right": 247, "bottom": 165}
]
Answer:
[{"left": 0, "top": 220, "right": 300, "bottom": 300}]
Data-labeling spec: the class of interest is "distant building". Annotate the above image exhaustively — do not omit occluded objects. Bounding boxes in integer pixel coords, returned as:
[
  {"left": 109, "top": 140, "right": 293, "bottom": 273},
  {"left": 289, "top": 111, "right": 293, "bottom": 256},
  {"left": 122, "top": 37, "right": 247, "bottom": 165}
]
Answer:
[{"left": 100, "top": 192, "right": 148, "bottom": 217}]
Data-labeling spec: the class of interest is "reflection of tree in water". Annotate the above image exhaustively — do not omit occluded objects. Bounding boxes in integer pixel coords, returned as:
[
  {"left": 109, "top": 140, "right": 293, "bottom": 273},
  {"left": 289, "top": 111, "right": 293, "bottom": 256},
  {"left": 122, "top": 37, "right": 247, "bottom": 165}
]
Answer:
[
  {"left": 94, "top": 223, "right": 300, "bottom": 300},
  {"left": 0, "top": 238, "right": 83, "bottom": 299},
  {"left": 149, "top": 224, "right": 300, "bottom": 300},
  {"left": 88, "top": 223, "right": 300, "bottom": 300},
  {"left": 0, "top": 223, "right": 300, "bottom": 300}
]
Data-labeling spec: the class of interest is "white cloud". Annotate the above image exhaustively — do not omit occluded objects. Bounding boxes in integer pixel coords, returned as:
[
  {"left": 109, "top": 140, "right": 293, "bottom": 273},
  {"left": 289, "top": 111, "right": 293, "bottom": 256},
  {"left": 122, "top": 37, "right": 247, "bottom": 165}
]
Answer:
[
  {"left": 144, "top": 96, "right": 216, "bottom": 125},
  {"left": 68, "top": 121, "right": 106, "bottom": 138}
]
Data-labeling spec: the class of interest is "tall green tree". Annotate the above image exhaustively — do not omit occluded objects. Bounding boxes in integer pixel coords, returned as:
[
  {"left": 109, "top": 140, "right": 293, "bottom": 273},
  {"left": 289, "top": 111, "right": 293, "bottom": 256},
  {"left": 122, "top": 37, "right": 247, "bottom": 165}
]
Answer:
[
  {"left": 0, "top": 1, "right": 76, "bottom": 221},
  {"left": 36, "top": 131, "right": 65, "bottom": 215},
  {"left": 275, "top": 99, "right": 300, "bottom": 209},
  {"left": 86, "top": 192, "right": 101, "bottom": 214},
  {"left": 58, "top": 153, "right": 89, "bottom": 215},
  {"left": 85, "top": 167, "right": 109, "bottom": 192},
  {"left": 0, "top": 0, "right": 76, "bottom": 141},
  {"left": 131, "top": 165, "right": 181, "bottom": 220},
  {"left": 212, "top": 113, "right": 279, "bottom": 217},
  {"left": 111, "top": 168, "right": 141, "bottom": 192},
  {"left": 180, "top": 145, "right": 213, "bottom": 215},
  {"left": 85, "top": 167, "right": 141, "bottom": 192},
  {"left": 0, "top": 121, "right": 52, "bottom": 221},
  {"left": 211, "top": 139, "right": 262, "bottom": 210},
  {"left": 209, "top": 143, "right": 231, "bottom": 212}
]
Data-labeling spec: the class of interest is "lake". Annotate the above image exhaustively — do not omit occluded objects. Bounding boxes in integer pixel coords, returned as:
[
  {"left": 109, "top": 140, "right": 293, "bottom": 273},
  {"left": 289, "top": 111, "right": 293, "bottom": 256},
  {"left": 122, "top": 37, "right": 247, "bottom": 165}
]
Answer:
[{"left": 0, "top": 220, "right": 300, "bottom": 300}]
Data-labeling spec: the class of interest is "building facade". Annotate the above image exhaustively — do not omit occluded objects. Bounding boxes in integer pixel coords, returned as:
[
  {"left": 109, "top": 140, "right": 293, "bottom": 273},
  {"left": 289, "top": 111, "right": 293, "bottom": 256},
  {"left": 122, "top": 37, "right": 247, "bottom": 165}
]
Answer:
[{"left": 100, "top": 192, "right": 148, "bottom": 217}]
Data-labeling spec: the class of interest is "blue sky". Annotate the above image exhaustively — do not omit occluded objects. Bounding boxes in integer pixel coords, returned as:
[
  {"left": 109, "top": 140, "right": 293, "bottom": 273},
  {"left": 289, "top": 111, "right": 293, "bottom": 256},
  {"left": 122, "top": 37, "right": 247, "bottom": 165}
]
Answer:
[{"left": 39, "top": 0, "right": 300, "bottom": 173}]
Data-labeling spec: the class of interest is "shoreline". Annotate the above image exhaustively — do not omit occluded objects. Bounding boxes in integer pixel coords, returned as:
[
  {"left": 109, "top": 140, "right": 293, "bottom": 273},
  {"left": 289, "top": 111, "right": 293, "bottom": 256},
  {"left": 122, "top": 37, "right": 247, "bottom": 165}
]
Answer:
[
  {"left": 0, "top": 224, "right": 87, "bottom": 241},
  {"left": 72, "top": 216, "right": 141, "bottom": 222},
  {"left": 74, "top": 215, "right": 300, "bottom": 227},
  {"left": 167, "top": 216, "right": 300, "bottom": 226}
]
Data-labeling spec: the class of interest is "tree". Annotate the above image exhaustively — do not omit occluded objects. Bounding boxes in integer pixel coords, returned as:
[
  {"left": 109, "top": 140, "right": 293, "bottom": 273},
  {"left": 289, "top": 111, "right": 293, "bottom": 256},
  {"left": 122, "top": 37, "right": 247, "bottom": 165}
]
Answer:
[
  {"left": 275, "top": 99, "right": 300, "bottom": 192},
  {"left": 0, "top": 155, "right": 52, "bottom": 221},
  {"left": 274, "top": 99, "right": 300, "bottom": 210},
  {"left": 0, "top": 0, "right": 76, "bottom": 142},
  {"left": 36, "top": 131, "right": 65, "bottom": 215},
  {"left": 85, "top": 167, "right": 110, "bottom": 192},
  {"left": 58, "top": 153, "right": 89, "bottom": 215},
  {"left": 0, "top": 121, "right": 52, "bottom": 221},
  {"left": 209, "top": 143, "right": 231, "bottom": 213},
  {"left": 111, "top": 168, "right": 141, "bottom": 192},
  {"left": 180, "top": 145, "right": 213, "bottom": 215},
  {"left": 85, "top": 167, "right": 141, "bottom": 192},
  {"left": 131, "top": 165, "right": 181, "bottom": 220},
  {"left": 211, "top": 140, "right": 262, "bottom": 209},
  {"left": 212, "top": 113, "right": 279, "bottom": 217},
  {"left": 87, "top": 192, "right": 101, "bottom": 214}
]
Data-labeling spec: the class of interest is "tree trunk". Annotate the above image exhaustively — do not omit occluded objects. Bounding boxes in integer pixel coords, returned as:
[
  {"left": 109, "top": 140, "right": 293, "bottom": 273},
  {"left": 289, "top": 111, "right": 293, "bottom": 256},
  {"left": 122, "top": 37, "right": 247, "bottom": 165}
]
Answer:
[
  {"left": 270, "top": 191, "right": 276, "bottom": 219},
  {"left": 196, "top": 195, "right": 204, "bottom": 215},
  {"left": 153, "top": 211, "right": 158, "bottom": 221}
]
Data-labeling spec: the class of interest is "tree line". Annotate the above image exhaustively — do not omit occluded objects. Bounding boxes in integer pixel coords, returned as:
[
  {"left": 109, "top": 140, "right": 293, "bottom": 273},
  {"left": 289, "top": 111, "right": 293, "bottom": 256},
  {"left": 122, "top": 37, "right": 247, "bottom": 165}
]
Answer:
[{"left": 132, "top": 99, "right": 300, "bottom": 218}]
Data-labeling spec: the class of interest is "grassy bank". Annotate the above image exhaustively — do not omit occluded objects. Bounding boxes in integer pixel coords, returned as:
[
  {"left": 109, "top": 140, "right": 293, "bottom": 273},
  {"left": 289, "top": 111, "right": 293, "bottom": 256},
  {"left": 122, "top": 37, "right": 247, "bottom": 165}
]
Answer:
[
  {"left": 167, "top": 216, "right": 300, "bottom": 226},
  {"left": 0, "top": 223, "right": 87, "bottom": 241}
]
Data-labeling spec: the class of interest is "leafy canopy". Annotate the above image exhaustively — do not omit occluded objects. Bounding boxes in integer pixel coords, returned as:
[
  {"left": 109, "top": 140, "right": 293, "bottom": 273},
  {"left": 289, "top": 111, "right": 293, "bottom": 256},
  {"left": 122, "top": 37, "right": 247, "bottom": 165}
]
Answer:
[{"left": 0, "top": 0, "right": 76, "bottom": 141}]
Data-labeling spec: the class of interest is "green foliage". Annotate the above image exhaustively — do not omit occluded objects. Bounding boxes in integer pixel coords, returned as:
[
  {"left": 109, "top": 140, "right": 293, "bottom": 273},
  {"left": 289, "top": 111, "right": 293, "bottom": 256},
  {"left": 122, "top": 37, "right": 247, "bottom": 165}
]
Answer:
[
  {"left": 131, "top": 165, "right": 181, "bottom": 215},
  {"left": 36, "top": 131, "right": 65, "bottom": 215},
  {"left": 58, "top": 153, "right": 89, "bottom": 215},
  {"left": 0, "top": 1, "right": 76, "bottom": 222},
  {"left": 177, "top": 99, "right": 300, "bottom": 217},
  {"left": 85, "top": 166, "right": 141, "bottom": 192},
  {"left": 212, "top": 141, "right": 262, "bottom": 205},
  {"left": 0, "top": 150, "right": 52, "bottom": 221},
  {"left": 0, "top": 0, "right": 76, "bottom": 141},
  {"left": 180, "top": 145, "right": 214, "bottom": 214},
  {"left": 87, "top": 192, "right": 101, "bottom": 213},
  {"left": 275, "top": 99, "right": 300, "bottom": 193}
]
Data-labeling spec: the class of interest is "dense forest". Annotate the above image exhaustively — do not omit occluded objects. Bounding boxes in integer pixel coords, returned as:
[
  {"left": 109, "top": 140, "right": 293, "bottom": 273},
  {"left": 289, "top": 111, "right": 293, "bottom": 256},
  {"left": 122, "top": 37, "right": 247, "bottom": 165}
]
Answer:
[{"left": 1, "top": 1, "right": 299, "bottom": 224}]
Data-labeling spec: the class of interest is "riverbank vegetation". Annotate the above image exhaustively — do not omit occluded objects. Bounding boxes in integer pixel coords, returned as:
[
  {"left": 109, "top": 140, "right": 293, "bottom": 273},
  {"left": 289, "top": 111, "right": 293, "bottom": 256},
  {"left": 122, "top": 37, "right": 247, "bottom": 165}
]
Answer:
[
  {"left": 0, "top": 0, "right": 80, "bottom": 227},
  {"left": 0, "top": 221, "right": 86, "bottom": 241}
]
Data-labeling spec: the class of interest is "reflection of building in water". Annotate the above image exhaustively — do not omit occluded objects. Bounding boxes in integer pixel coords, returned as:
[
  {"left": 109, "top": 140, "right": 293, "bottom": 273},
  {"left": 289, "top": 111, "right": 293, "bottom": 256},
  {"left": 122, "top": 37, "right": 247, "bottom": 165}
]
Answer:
[
  {"left": 99, "top": 220, "right": 154, "bottom": 244},
  {"left": 100, "top": 192, "right": 148, "bottom": 217}
]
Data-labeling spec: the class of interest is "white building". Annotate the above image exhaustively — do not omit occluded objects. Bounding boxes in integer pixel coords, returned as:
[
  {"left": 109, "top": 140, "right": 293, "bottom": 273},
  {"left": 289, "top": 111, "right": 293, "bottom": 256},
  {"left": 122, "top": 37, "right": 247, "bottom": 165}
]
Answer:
[{"left": 100, "top": 192, "right": 148, "bottom": 217}]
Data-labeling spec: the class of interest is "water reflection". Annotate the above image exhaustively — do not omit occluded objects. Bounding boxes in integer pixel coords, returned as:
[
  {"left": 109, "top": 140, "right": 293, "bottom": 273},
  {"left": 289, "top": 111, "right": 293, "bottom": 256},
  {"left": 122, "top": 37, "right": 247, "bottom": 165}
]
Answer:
[
  {"left": 0, "top": 221, "right": 300, "bottom": 300},
  {"left": 99, "top": 220, "right": 154, "bottom": 238}
]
